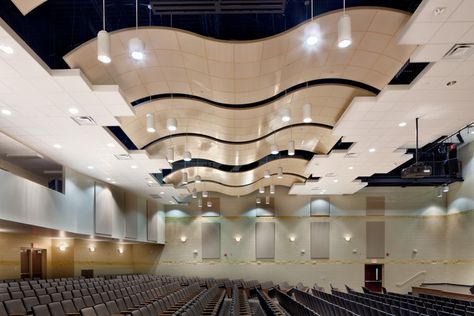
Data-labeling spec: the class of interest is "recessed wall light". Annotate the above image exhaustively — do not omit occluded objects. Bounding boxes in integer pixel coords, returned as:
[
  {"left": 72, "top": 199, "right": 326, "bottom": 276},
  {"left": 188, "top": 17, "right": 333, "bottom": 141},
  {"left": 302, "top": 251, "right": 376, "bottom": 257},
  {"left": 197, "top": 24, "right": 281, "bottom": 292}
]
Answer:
[
  {"left": 53, "top": 144, "right": 62, "bottom": 149},
  {"left": 234, "top": 235, "right": 242, "bottom": 242},
  {"left": 68, "top": 108, "right": 79, "bottom": 114},
  {"left": 0, "top": 45, "right": 14, "bottom": 54},
  {"left": 58, "top": 245, "right": 67, "bottom": 252},
  {"left": 289, "top": 235, "right": 296, "bottom": 242},
  {"left": 117, "top": 248, "right": 124, "bottom": 254},
  {"left": 1, "top": 109, "right": 12, "bottom": 116},
  {"left": 89, "top": 246, "right": 96, "bottom": 252},
  {"left": 398, "top": 122, "right": 407, "bottom": 127},
  {"left": 369, "top": 148, "right": 376, "bottom": 153},
  {"left": 180, "top": 236, "right": 187, "bottom": 243}
]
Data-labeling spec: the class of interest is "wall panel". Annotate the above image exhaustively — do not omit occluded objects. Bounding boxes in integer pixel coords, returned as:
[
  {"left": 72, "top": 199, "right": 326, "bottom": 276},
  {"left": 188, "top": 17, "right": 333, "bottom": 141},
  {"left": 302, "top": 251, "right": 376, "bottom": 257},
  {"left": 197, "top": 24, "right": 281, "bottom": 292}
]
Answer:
[
  {"left": 311, "top": 222, "right": 330, "bottom": 259},
  {"left": 256, "top": 222, "right": 275, "bottom": 259},
  {"left": 124, "top": 192, "right": 138, "bottom": 239},
  {"left": 201, "top": 222, "right": 220, "bottom": 259},
  {"left": 147, "top": 200, "right": 158, "bottom": 242},
  {"left": 367, "top": 221, "right": 385, "bottom": 258}
]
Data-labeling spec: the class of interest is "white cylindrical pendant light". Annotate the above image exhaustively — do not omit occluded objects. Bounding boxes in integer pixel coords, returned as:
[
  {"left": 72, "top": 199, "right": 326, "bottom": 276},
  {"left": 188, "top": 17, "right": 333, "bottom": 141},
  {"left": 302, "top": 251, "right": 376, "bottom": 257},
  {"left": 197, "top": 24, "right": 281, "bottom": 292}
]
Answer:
[
  {"left": 288, "top": 140, "right": 295, "bottom": 156},
  {"left": 277, "top": 167, "right": 283, "bottom": 179},
  {"left": 442, "top": 184, "right": 449, "bottom": 193},
  {"left": 192, "top": 188, "right": 197, "bottom": 198},
  {"left": 256, "top": 197, "right": 261, "bottom": 204},
  {"left": 166, "top": 118, "right": 177, "bottom": 131},
  {"left": 182, "top": 172, "right": 188, "bottom": 184},
  {"left": 183, "top": 151, "right": 192, "bottom": 162},
  {"left": 207, "top": 200, "right": 212, "bottom": 208},
  {"left": 270, "top": 184, "right": 275, "bottom": 194},
  {"left": 338, "top": 14, "right": 352, "bottom": 48},
  {"left": 303, "top": 103, "right": 312, "bottom": 123},
  {"left": 281, "top": 108, "right": 291, "bottom": 122},
  {"left": 146, "top": 113, "right": 155, "bottom": 133},
  {"left": 264, "top": 170, "right": 270, "bottom": 178},
  {"left": 97, "top": 30, "right": 111, "bottom": 64},
  {"left": 265, "top": 196, "right": 270, "bottom": 205},
  {"left": 166, "top": 147, "right": 174, "bottom": 163},
  {"left": 129, "top": 37, "right": 145, "bottom": 60},
  {"left": 202, "top": 191, "right": 208, "bottom": 198},
  {"left": 198, "top": 198, "right": 202, "bottom": 208},
  {"left": 195, "top": 175, "right": 202, "bottom": 183},
  {"left": 271, "top": 144, "right": 279, "bottom": 155},
  {"left": 259, "top": 187, "right": 265, "bottom": 194}
]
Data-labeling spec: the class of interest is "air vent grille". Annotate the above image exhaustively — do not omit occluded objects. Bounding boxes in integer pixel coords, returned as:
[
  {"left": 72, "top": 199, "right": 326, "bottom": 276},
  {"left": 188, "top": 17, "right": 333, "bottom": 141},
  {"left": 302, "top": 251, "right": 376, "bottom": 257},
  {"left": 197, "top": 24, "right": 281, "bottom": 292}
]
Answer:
[
  {"left": 71, "top": 116, "right": 96, "bottom": 126},
  {"left": 114, "top": 154, "right": 132, "bottom": 160},
  {"left": 444, "top": 44, "right": 474, "bottom": 59}
]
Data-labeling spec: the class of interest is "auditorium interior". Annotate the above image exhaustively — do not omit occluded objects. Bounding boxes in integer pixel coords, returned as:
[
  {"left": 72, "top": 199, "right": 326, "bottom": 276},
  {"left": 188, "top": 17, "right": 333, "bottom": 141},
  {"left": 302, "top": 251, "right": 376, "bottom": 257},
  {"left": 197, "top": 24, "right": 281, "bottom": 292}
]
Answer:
[{"left": 0, "top": 0, "right": 473, "bottom": 315}]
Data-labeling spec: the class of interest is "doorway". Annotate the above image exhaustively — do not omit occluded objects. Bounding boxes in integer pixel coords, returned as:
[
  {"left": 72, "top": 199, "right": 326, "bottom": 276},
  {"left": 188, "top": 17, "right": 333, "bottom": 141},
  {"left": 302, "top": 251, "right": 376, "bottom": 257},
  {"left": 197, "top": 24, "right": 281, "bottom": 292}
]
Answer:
[
  {"left": 20, "top": 248, "right": 46, "bottom": 279},
  {"left": 364, "top": 264, "right": 383, "bottom": 293}
]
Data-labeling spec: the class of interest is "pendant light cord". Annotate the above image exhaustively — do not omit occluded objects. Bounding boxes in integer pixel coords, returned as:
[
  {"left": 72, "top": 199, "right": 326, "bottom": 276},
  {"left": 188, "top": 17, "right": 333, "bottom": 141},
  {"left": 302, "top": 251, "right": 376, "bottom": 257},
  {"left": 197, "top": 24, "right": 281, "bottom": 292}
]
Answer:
[
  {"left": 343, "top": 0, "right": 346, "bottom": 14},
  {"left": 136, "top": 0, "right": 138, "bottom": 31},
  {"left": 311, "top": 0, "right": 314, "bottom": 21},
  {"left": 102, "top": 0, "right": 106, "bottom": 30}
]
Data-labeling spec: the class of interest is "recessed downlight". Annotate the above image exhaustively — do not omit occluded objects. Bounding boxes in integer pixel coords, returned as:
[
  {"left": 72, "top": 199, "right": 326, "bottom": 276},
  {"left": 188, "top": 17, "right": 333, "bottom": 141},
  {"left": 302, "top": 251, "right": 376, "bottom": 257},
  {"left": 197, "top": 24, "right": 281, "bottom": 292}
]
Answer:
[
  {"left": 130, "top": 165, "right": 137, "bottom": 169},
  {"left": 1, "top": 109, "right": 12, "bottom": 116},
  {"left": 53, "top": 144, "right": 62, "bottom": 149},
  {"left": 446, "top": 80, "right": 457, "bottom": 87},
  {"left": 159, "top": 191, "right": 165, "bottom": 195},
  {"left": 68, "top": 108, "right": 79, "bottom": 115},
  {"left": 87, "top": 166, "right": 94, "bottom": 169},
  {"left": 0, "top": 45, "right": 14, "bottom": 54},
  {"left": 106, "top": 143, "right": 115, "bottom": 148},
  {"left": 348, "top": 166, "right": 354, "bottom": 170},
  {"left": 369, "top": 148, "right": 376, "bottom": 153},
  {"left": 398, "top": 122, "right": 407, "bottom": 127},
  {"left": 432, "top": 7, "right": 446, "bottom": 16},
  {"left": 333, "top": 179, "right": 339, "bottom": 183},
  {"left": 106, "top": 177, "right": 111, "bottom": 181}
]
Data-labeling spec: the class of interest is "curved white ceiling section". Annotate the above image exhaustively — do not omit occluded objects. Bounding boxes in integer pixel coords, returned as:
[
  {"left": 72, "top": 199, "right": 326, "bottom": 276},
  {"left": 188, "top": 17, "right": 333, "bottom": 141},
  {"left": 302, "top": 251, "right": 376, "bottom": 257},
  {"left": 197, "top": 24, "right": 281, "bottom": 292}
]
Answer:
[{"left": 64, "top": 8, "right": 415, "bottom": 104}]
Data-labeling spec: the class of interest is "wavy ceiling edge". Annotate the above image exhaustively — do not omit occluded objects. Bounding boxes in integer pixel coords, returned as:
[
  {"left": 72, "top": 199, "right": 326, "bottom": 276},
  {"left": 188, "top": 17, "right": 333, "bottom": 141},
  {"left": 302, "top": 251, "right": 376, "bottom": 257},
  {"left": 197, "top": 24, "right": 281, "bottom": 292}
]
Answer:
[{"left": 63, "top": 6, "right": 409, "bottom": 60}]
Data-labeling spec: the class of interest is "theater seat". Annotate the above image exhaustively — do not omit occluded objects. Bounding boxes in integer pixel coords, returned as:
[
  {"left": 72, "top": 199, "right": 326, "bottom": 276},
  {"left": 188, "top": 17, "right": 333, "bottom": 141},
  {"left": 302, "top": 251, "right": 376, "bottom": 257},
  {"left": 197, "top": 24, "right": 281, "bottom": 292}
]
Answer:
[
  {"left": 80, "top": 307, "right": 97, "bottom": 316},
  {"left": 32, "top": 304, "right": 51, "bottom": 316},
  {"left": 4, "top": 299, "right": 27, "bottom": 316}
]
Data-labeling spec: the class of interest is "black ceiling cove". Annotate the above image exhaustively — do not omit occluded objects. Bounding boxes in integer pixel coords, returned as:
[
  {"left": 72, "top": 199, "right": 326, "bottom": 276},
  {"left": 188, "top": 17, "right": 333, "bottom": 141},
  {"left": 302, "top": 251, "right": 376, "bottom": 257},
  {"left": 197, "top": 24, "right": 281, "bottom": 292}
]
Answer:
[
  {"left": 0, "top": 0, "right": 422, "bottom": 69},
  {"left": 141, "top": 122, "right": 333, "bottom": 150},
  {"left": 165, "top": 173, "right": 306, "bottom": 188},
  {"left": 389, "top": 61, "right": 430, "bottom": 85},
  {"left": 106, "top": 126, "right": 138, "bottom": 150},
  {"left": 132, "top": 78, "right": 379, "bottom": 107},
  {"left": 162, "top": 151, "right": 312, "bottom": 177}
]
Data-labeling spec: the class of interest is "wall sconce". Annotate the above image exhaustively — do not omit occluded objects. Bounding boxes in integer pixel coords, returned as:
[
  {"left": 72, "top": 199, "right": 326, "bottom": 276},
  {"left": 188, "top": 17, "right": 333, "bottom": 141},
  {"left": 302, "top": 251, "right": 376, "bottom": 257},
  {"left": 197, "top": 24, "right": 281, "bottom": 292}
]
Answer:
[
  {"left": 352, "top": 249, "right": 358, "bottom": 254},
  {"left": 193, "top": 249, "right": 198, "bottom": 255},
  {"left": 180, "top": 236, "right": 187, "bottom": 243},
  {"left": 58, "top": 244, "right": 67, "bottom": 252},
  {"left": 89, "top": 246, "right": 96, "bottom": 252},
  {"left": 289, "top": 235, "right": 296, "bottom": 242},
  {"left": 301, "top": 249, "right": 306, "bottom": 254},
  {"left": 117, "top": 248, "right": 124, "bottom": 254},
  {"left": 234, "top": 235, "right": 242, "bottom": 242},
  {"left": 412, "top": 249, "right": 418, "bottom": 254},
  {"left": 343, "top": 234, "right": 352, "bottom": 242}
]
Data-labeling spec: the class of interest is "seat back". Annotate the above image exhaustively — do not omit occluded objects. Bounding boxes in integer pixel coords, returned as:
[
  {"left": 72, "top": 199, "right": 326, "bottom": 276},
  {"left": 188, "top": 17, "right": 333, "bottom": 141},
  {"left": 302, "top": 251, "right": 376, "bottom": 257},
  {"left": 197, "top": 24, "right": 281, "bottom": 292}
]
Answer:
[
  {"left": 80, "top": 307, "right": 97, "bottom": 316},
  {"left": 23, "top": 296, "right": 40, "bottom": 312},
  {"left": 93, "top": 304, "right": 110, "bottom": 316},
  {"left": 61, "top": 300, "right": 77, "bottom": 314},
  {"left": 4, "top": 299, "right": 27, "bottom": 315},
  {"left": 48, "top": 302, "right": 66, "bottom": 316},
  {"left": 32, "top": 304, "right": 51, "bottom": 316}
]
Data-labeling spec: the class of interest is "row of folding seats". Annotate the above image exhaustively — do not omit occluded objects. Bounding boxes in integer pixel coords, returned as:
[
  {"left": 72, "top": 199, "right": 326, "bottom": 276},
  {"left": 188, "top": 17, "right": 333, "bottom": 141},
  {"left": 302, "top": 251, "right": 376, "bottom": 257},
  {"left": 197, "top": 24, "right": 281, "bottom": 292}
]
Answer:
[
  {"left": 255, "top": 289, "right": 284, "bottom": 316},
  {"left": 330, "top": 290, "right": 395, "bottom": 315},
  {"left": 348, "top": 289, "right": 471, "bottom": 316},
  {"left": 295, "top": 289, "right": 358, "bottom": 316},
  {"left": 275, "top": 289, "right": 318, "bottom": 316},
  {"left": 177, "top": 285, "right": 225, "bottom": 316}
]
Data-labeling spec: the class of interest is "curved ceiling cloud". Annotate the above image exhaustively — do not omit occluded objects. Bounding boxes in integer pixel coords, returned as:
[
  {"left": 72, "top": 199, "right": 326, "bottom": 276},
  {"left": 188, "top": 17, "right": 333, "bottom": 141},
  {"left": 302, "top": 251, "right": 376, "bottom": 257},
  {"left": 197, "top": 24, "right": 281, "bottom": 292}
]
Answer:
[
  {"left": 163, "top": 158, "right": 309, "bottom": 189},
  {"left": 64, "top": 8, "right": 415, "bottom": 104}
]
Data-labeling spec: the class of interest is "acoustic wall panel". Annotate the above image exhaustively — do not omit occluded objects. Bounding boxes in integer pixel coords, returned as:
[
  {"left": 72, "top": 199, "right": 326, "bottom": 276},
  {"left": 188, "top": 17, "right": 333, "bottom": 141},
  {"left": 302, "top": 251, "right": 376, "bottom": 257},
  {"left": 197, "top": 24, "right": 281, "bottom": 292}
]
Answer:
[
  {"left": 256, "top": 222, "right": 275, "bottom": 259},
  {"left": 124, "top": 192, "right": 138, "bottom": 239},
  {"left": 366, "top": 197, "right": 385, "bottom": 216},
  {"left": 201, "top": 222, "right": 221, "bottom": 259},
  {"left": 147, "top": 200, "right": 158, "bottom": 242},
  {"left": 367, "top": 221, "right": 385, "bottom": 259},
  {"left": 310, "top": 197, "right": 330, "bottom": 216},
  {"left": 310, "top": 222, "right": 330, "bottom": 259},
  {"left": 94, "top": 183, "right": 113, "bottom": 236}
]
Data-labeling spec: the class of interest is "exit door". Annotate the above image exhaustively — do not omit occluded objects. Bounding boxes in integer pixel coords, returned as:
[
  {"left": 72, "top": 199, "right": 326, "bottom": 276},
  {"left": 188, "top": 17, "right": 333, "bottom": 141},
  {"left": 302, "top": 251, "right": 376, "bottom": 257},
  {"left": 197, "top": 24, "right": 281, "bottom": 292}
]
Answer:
[
  {"left": 364, "top": 264, "right": 383, "bottom": 293},
  {"left": 20, "top": 248, "right": 46, "bottom": 279}
]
